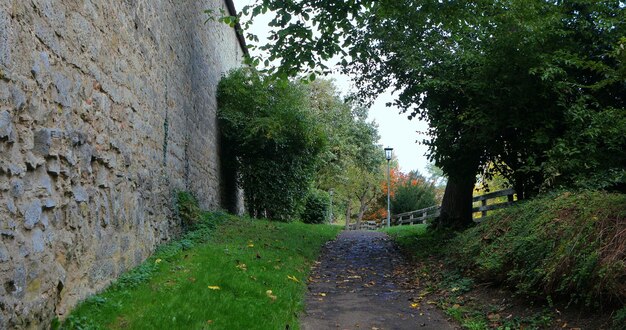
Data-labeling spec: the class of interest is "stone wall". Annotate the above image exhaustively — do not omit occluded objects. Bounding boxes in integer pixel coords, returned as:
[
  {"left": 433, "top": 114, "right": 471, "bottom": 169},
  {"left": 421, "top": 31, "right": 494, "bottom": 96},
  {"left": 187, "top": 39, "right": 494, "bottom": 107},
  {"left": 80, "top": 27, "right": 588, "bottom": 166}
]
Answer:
[{"left": 0, "top": 0, "right": 244, "bottom": 327}]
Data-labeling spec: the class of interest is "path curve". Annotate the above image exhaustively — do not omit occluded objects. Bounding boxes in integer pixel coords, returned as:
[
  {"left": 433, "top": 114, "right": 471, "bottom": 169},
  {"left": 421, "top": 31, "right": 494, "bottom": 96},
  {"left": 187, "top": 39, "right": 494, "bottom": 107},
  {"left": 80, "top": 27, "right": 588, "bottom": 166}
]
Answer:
[{"left": 301, "top": 231, "right": 455, "bottom": 330}]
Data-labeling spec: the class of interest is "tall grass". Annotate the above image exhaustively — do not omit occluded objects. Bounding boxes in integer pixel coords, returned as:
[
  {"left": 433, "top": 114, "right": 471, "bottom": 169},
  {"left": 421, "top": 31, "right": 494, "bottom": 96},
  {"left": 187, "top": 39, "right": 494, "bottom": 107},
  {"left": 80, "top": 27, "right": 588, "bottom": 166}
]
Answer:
[{"left": 451, "top": 190, "right": 626, "bottom": 307}]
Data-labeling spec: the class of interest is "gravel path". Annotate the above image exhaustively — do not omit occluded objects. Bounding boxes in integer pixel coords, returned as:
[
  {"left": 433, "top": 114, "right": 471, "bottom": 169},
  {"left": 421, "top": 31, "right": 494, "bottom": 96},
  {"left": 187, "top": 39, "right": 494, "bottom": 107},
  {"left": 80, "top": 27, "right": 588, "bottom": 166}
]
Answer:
[{"left": 301, "top": 231, "right": 456, "bottom": 330}]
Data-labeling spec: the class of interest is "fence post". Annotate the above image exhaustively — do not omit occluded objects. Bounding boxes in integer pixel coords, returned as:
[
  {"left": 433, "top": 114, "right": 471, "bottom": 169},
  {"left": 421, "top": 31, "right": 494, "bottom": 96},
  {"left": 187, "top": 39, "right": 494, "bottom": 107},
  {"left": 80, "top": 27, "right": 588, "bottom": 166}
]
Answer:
[{"left": 481, "top": 198, "right": 487, "bottom": 218}]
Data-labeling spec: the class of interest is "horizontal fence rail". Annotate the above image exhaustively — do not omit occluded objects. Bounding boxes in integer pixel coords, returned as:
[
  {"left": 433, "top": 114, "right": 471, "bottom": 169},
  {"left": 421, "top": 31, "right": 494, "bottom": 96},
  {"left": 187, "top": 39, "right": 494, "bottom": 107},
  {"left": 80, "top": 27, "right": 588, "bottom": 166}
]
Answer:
[
  {"left": 472, "top": 187, "right": 516, "bottom": 219},
  {"left": 348, "top": 188, "right": 517, "bottom": 230}
]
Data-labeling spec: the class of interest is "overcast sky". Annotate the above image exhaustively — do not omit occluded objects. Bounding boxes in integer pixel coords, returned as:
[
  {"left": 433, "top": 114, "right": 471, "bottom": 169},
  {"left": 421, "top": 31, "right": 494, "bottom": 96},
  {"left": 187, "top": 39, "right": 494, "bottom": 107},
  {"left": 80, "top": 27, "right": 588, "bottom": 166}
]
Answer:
[{"left": 233, "top": 1, "right": 431, "bottom": 175}]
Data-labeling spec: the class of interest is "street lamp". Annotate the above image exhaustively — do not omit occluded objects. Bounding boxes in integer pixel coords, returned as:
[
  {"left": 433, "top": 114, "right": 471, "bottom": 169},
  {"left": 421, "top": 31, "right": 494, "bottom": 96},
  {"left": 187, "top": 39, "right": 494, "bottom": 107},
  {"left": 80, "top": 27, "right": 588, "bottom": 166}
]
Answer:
[
  {"left": 384, "top": 147, "right": 393, "bottom": 228},
  {"left": 328, "top": 189, "right": 334, "bottom": 224}
]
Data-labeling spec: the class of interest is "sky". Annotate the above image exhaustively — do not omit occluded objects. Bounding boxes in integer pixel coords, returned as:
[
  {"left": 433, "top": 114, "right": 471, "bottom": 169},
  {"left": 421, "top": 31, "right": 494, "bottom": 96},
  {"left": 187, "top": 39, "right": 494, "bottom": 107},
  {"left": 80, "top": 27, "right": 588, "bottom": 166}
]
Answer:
[{"left": 233, "top": 1, "right": 431, "bottom": 175}]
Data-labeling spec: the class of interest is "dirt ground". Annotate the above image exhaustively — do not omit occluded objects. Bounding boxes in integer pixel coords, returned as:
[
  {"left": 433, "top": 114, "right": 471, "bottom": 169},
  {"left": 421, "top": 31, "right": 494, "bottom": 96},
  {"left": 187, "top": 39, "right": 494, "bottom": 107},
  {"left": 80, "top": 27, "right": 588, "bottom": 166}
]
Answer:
[{"left": 300, "top": 231, "right": 457, "bottom": 330}]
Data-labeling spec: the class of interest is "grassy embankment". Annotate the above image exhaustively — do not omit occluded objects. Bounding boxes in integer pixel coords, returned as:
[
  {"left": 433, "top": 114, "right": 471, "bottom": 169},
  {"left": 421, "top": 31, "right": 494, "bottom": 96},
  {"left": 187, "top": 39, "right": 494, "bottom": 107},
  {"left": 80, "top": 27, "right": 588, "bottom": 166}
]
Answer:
[
  {"left": 58, "top": 196, "right": 340, "bottom": 329},
  {"left": 384, "top": 190, "right": 626, "bottom": 329}
]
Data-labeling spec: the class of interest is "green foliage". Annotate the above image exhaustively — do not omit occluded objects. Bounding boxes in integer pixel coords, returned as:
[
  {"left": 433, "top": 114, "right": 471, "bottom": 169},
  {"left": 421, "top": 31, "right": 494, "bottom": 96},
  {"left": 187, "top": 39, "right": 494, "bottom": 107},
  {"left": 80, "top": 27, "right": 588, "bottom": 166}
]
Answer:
[
  {"left": 305, "top": 79, "right": 384, "bottom": 224},
  {"left": 235, "top": 0, "right": 626, "bottom": 226},
  {"left": 613, "top": 306, "right": 626, "bottom": 329},
  {"left": 217, "top": 68, "right": 326, "bottom": 220},
  {"left": 450, "top": 191, "right": 626, "bottom": 306},
  {"left": 301, "top": 189, "right": 330, "bottom": 224},
  {"left": 391, "top": 171, "right": 437, "bottom": 214},
  {"left": 175, "top": 191, "right": 202, "bottom": 228},
  {"left": 62, "top": 214, "right": 341, "bottom": 329}
]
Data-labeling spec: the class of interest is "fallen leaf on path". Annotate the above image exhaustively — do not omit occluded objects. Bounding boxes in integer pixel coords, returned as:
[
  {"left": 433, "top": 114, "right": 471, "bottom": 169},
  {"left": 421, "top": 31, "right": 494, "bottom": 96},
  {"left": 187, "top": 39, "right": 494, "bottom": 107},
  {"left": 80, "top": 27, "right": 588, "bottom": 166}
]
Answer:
[
  {"left": 287, "top": 275, "right": 300, "bottom": 283},
  {"left": 207, "top": 286, "right": 221, "bottom": 290},
  {"left": 410, "top": 303, "right": 420, "bottom": 309},
  {"left": 319, "top": 293, "right": 326, "bottom": 297},
  {"left": 266, "top": 290, "right": 277, "bottom": 300}
]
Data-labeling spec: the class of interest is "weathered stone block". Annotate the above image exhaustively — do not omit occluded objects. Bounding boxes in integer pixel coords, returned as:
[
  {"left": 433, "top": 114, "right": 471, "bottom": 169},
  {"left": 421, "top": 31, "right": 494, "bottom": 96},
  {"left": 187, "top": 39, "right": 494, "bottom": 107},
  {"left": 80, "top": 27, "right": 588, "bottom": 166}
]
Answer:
[
  {"left": 33, "top": 129, "right": 52, "bottom": 156},
  {"left": 0, "top": 244, "right": 9, "bottom": 262},
  {"left": 10, "top": 85, "right": 26, "bottom": 111},
  {"left": 51, "top": 72, "right": 73, "bottom": 108},
  {"left": 0, "top": 110, "right": 15, "bottom": 142},
  {"left": 71, "top": 186, "right": 88, "bottom": 203},
  {"left": 46, "top": 157, "right": 61, "bottom": 175},
  {"left": 0, "top": 8, "right": 11, "bottom": 68},
  {"left": 42, "top": 198, "right": 56, "bottom": 209},
  {"left": 31, "top": 228, "right": 45, "bottom": 253},
  {"left": 23, "top": 200, "right": 42, "bottom": 230}
]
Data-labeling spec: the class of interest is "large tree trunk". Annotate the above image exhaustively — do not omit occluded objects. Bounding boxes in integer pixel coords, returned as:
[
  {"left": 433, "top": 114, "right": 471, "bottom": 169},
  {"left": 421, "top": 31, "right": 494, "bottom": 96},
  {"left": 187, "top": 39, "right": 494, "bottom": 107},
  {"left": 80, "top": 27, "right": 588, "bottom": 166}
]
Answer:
[
  {"left": 437, "top": 175, "right": 476, "bottom": 230},
  {"left": 345, "top": 200, "right": 352, "bottom": 230}
]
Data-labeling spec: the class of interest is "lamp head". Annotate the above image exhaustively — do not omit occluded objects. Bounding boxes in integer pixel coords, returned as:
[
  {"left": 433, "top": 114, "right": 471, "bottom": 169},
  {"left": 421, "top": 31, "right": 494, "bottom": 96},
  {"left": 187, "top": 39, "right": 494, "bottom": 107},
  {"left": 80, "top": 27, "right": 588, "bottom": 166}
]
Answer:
[{"left": 384, "top": 147, "right": 393, "bottom": 161}]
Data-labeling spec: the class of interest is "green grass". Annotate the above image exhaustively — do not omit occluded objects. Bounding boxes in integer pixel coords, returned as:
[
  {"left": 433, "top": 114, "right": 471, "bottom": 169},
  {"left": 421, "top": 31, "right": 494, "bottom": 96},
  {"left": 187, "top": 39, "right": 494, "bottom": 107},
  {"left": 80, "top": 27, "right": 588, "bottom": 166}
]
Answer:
[
  {"left": 384, "top": 190, "right": 625, "bottom": 329},
  {"left": 452, "top": 190, "right": 626, "bottom": 306},
  {"left": 381, "top": 224, "right": 451, "bottom": 259},
  {"left": 60, "top": 213, "right": 340, "bottom": 330}
]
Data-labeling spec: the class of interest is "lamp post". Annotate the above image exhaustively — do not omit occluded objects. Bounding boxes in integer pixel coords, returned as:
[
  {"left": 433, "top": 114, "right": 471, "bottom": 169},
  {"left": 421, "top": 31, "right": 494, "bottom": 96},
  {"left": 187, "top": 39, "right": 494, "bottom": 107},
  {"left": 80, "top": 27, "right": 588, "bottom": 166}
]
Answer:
[
  {"left": 384, "top": 147, "right": 393, "bottom": 228},
  {"left": 328, "top": 189, "right": 334, "bottom": 224}
]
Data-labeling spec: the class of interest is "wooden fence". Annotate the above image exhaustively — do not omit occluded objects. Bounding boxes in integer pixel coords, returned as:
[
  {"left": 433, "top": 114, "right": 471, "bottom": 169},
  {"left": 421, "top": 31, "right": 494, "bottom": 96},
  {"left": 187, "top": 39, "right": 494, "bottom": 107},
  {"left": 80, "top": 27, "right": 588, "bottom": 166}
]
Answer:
[
  {"left": 472, "top": 188, "right": 516, "bottom": 219},
  {"left": 347, "top": 188, "right": 517, "bottom": 230}
]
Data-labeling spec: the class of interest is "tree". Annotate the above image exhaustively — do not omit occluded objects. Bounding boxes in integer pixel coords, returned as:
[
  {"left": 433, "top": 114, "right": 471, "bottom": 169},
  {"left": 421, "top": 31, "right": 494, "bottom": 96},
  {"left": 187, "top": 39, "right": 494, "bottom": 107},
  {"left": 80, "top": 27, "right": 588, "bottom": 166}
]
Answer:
[
  {"left": 217, "top": 68, "right": 325, "bottom": 220},
  {"left": 226, "top": 0, "right": 626, "bottom": 228},
  {"left": 391, "top": 171, "right": 437, "bottom": 215},
  {"left": 305, "top": 79, "right": 384, "bottom": 227}
]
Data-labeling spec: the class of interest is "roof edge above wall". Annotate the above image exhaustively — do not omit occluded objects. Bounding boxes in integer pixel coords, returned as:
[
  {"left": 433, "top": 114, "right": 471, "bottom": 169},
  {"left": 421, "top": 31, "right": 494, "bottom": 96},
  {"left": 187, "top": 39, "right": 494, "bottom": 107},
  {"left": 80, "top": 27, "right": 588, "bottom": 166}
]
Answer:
[{"left": 224, "top": 0, "right": 249, "bottom": 56}]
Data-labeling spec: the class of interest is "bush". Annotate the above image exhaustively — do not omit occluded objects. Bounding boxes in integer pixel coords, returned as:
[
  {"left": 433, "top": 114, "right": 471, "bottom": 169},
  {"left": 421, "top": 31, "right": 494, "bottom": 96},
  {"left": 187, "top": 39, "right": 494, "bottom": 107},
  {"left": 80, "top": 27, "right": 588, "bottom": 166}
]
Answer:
[
  {"left": 176, "top": 191, "right": 202, "bottom": 228},
  {"left": 450, "top": 190, "right": 626, "bottom": 307},
  {"left": 391, "top": 172, "right": 437, "bottom": 214},
  {"left": 301, "top": 189, "right": 330, "bottom": 224},
  {"left": 217, "top": 68, "right": 326, "bottom": 220}
]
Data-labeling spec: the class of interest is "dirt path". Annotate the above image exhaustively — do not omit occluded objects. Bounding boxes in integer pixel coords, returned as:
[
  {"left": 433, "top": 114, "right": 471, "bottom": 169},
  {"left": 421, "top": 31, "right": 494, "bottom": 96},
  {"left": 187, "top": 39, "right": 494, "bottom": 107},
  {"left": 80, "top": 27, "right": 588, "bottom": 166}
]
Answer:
[{"left": 301, "top": 231, "right": 456, "bottom": 330}]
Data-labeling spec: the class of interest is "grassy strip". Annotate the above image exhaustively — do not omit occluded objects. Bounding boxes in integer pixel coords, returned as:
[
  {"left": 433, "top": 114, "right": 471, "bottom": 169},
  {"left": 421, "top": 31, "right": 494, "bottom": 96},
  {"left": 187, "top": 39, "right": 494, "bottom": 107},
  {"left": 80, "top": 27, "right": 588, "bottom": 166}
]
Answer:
[
  {"left": 383, "top": 190, "right": 626, "bottom": 329},
  {"left": 59, "top": 213, "right": 340, "bottom": 329}
]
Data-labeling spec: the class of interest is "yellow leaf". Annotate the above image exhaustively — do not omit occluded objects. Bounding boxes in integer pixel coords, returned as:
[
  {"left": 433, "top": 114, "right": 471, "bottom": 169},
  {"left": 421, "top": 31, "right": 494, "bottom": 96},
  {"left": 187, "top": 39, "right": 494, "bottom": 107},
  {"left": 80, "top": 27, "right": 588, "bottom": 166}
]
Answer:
[
  {"left": 207, "top": 286, "right": 221, "bottom": 290},
  {"left": 410, "top": 303, "right": 420, "bottom": 309},
  {"left": 247, "top": 243, "right": 254, "bottom": 248},
  {"left": 266, "top": 289, "right": 277, "bottom": 300},
  {"left": 287, "top": 275, "right": 300, "bottom": 283},
  {"left": 319, "top": 293, "right": 326, "bottom": 297},
  {"left": 155, "top": 258, "right": 162, "bottom": 264}
]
